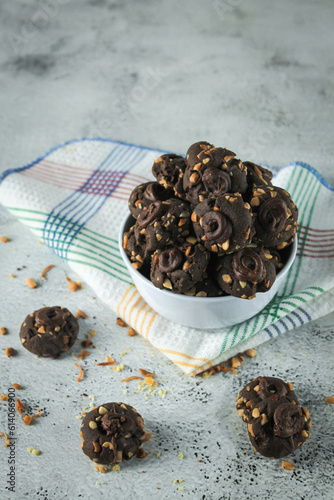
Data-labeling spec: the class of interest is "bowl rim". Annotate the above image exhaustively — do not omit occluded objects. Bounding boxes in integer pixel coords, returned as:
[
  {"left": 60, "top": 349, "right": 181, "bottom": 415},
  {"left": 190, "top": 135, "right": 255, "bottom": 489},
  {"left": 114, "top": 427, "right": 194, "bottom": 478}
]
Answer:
[{"left": 118, "top": 212, "right": 298, "bottom": 303}]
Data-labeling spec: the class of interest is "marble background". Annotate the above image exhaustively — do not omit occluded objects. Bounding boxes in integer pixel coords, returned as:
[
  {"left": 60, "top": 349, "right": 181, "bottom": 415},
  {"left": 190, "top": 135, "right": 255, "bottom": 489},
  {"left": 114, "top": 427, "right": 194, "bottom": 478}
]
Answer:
[{"left": 0, "top": 1, "right": 333, "bottom": 499}]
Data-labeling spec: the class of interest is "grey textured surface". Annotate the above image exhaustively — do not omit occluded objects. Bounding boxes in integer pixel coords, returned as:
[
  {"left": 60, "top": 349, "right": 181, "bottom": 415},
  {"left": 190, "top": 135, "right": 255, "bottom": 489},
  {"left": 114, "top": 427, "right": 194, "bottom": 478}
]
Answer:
[{"left": 0, "top": 1, "right": 333, "bottom": 499}]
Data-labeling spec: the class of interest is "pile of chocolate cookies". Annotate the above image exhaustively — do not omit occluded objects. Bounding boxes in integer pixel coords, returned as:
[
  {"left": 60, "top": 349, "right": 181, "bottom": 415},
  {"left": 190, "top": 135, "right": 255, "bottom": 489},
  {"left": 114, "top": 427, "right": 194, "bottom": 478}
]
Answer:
[
  {"left": 236, "top": 376, "right": 311, "bottom": 458},
  {"left": 123, "top": 141, "right": 298, "bottom": 299}
]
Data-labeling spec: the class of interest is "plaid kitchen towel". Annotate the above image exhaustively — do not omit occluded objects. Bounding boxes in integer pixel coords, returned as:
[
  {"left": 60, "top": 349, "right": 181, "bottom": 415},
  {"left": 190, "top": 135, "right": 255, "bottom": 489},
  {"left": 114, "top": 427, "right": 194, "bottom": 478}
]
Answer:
[{"left": 0, "top": 138, "right": 333, "bottom": 375}]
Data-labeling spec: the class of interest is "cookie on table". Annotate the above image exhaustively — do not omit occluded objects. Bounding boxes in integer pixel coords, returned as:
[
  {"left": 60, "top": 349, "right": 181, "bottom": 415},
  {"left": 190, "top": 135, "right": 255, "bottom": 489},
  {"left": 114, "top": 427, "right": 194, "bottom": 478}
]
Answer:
[
  {"left": 150, "top": 240, "right": 210, "bottom": 294},
  {"left": 236, "top": 376, "right": 299, "bottom": 422},
  {"left": 20, "top": 306, "right": 79, "bottom": 358},
  {"left": 128, "top": 181, "right": 172, "bottom": 219},
  {"left": 215, "top": 245, "right": 277, "bottom": 299},
  {"left": 183, "top": 141, "right": 248, "bottom": 206},
  {"left": 81, "top": 402, "right": 152, "bottom": 465},
  {"left": 152, "top": 154, "right": 187, "bottom": 199},
  {"left": 251, "top": 186, "right": 298, "bottom": 249},
  {"left": 191, "top": 194, "right": 253, "bottom": 255},
  {"left": 247, "top": 395, "right": 311, "bottom": 458}
]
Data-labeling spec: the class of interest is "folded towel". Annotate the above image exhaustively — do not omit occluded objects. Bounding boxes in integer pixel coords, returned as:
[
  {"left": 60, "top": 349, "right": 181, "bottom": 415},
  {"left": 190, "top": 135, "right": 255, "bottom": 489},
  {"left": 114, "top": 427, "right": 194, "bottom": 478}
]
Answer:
[{"left": 1, "top": 138, "right": 333, "bottom": 375}]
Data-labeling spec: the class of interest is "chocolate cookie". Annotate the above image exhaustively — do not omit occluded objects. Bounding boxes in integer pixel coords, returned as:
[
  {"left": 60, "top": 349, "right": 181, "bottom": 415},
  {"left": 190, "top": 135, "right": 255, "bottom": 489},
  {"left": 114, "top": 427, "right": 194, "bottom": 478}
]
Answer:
[
  {"left": 236, "top": 376, "right": 299, "bottom": 422},
  {"left": 183, "top": 142, "right": 248, "bottom": 206},
  {"left": 123, "top": 223, "right": 151, "bottom": 270},
  {"left": 251, "top": 186, "right": 298, "bottom": 249},
  {"left": 123, "top": 199, "right": 192, "bottom": 269},
  {"left": 128, "top": 181, "right": 172, "bottom": 219},
  {"left": 152, "top": 154, "right": 187, "bottom": 199},
  {"left": 215, "top": 245, "right": 277, "bottom": 299},
  {"left": 20, "top": 306, "right": 79, "bottom": 358},
  {"left": 81, "top": 402, "right": 152, "bottom": 465},
  {"left": 247, "top": 396, "right": 311, "bottom": 458},
  {"left": 150, "top": 240, "right": 210, "bottom": 294},
  {"left": 191, "top": 194, "right": 253, "bottom": 254}
]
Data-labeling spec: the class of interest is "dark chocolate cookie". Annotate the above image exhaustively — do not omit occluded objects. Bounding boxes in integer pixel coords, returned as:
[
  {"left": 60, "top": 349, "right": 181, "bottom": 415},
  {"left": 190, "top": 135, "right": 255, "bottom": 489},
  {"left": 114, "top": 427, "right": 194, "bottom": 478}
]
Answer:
[
  {"left": 20, "top": 306, "right": 79, "bottom": 358},
  {"left": 152, "top": 154, "right": 187, "bottom": 199},
  {"left": 128, "top": 181, "right": 172, "bottom": 219},
  {"left": 251, "top": 186, "right": 298, "bottom": 249},
  {"left": 248, "top": 395, "right": 311, "bottom": 458},
  {"left": 123, "top": 223, "right": 151, "bottom": 270},
  {"left": 236, "top": 376, "right": 299, "bottom": 422},
  {"left": 123, "top": 199, "right": 192, "bottom": 269},
  {"left": 191, "top": 194, "right": 253, "bottom": 255},
  {"left": 150, "top": 240, "right": 210, "bottom": 294},
  {"left": 81, "top": 402, "right": 152, "bottom": 465},
  {"left": 215, "top": 245, "right": 277, "bottom": 299},
  {"left": 183, "top": 142, "right": 248, "bottom": 206}
]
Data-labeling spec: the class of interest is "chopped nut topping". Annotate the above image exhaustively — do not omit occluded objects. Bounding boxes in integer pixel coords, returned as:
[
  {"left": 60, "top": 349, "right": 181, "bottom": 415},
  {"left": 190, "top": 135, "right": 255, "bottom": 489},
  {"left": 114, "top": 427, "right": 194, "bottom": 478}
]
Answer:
[
  {"left": 260, "top": 413, "right": 268, "bottom": 425},
  {"left": 89, "top": 421, "right": 97, "bottom": 429},
  {"left": 252, "top": 408, "right": 260, "bottom": 418},
  {"left": 287, "top": 382, "right": 294, "bottom": 391}
]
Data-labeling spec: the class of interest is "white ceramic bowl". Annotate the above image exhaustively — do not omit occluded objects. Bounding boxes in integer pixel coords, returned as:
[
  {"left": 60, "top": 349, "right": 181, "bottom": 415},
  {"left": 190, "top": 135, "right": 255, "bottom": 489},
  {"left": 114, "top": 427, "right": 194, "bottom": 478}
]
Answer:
[{"left": 119, "top": 214, "right": 297, "bottom": 329}]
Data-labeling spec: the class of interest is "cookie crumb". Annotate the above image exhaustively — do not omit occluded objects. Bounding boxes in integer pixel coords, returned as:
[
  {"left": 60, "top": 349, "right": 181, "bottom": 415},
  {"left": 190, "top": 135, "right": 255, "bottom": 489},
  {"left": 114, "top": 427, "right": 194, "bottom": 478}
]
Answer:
[
  {"left": 12, "top": 384, "right": 22, "bottom": 390},
  {"left": 246, "top": 348, "right": 257, "bottom": 358},
  {"left": 0, "top": 236, "right": 9, "bottom": 243},
  {"left": 76, "top": 309, "right": 87, "bottom": 319},
  {"left": 137, "top": 448, "right": 148, "bottom": 459},
  {"left": 27, "top": 447, "right": 40, "bottom": 456},
  {"left": 4, "top": 348, "right": 15, "bottom": 357},
  {"left": 0, "top": 432, "right": 10, "bottom": 447},
  {"left": 116, "top": 317, "right": 126, "bottom": 327},
  {"left": 1, "top": 327, "right": 7, "bottom": 335},
  {"left": 325, "top": 396, "right": 334, "bottom": 404},
  {"left": 127, "top": 328, "right": 137, "bottom": 336},
  {"left": 66, "top": 276, "right": 82, "bottom": 292},
  {"left": 178, "top": 452, "right": 184, "bottom": 460},
  {"left": 9, "top": 274, "right": 15, "bottom": 278},
  {"left": 0, "top": 394, "right": 9, "bottom": 401},
  {"left": 282, "top": 461, "right": 294, "bottom": 471},
  {"left": 23, "top": 415, "right": 33, "bottom": 426},
  {"left": 26, "top": 278, "right": 37, "bottom": 289},
  {"left": 113, "top": 363, "right": 125, "bottom": 372},
  {"left": 41, "top": 264, "right": 55, "bottom": 279}
]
